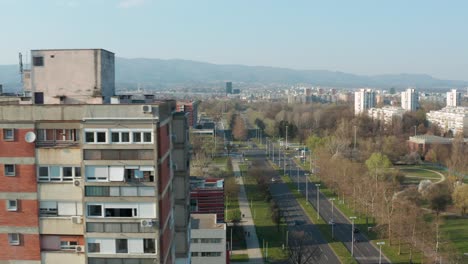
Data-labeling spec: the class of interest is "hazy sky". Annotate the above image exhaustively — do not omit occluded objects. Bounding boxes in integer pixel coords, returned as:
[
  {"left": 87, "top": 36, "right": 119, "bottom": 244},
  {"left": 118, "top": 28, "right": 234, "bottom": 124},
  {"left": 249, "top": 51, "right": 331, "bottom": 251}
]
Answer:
[{"left": 1, "top": 0, "right": 467, "bottom": 80}]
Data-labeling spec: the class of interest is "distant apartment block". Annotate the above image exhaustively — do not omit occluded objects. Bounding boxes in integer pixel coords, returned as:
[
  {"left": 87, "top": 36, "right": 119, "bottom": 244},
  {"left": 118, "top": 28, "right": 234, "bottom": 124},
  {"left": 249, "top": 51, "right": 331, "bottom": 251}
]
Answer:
[
  {"left": 447, "top": 89, "right": 462, "bottom": 107},
  {"left": 225, "top": 82, "right": 232, "bottom": 94},
  {"left": 354, "top": 88, "right": 376, "bottom": 115},
  {"left": 23, "top": 49, "right": 115, "bottom": 104},
  {"left": 190, "top": 178, "right": 225, "bottom": 223},
  {"left": 426, "top": 106, "right": 468, "bottom": 136},
  {"left": 367, "top": 106, "right": 405, "bottom": 125},
  {"left": 190, "top": 214, "right": 227, "bottom": 264},
  {"left": 401, "top": 88, "right": 418, "bottom": 111}
]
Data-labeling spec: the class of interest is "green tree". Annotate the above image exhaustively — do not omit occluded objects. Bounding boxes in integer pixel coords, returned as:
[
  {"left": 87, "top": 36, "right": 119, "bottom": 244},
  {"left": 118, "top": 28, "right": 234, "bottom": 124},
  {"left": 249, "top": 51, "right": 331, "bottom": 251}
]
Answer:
[
  {"left": 365, "top": 152, "right": 392, "bottom": 180},
  {"left": 452, "top": 184, "right": 468, "bottom": 216},
  {"left": 305, "top": 134, "right": 325, "bottom": 152}
]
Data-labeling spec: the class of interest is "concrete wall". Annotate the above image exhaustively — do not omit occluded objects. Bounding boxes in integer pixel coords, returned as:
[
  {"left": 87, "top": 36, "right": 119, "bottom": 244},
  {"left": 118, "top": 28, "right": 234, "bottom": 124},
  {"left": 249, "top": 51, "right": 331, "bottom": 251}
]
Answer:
[
  {"left": 39, "top": 218, "right": 84, "bottom": 235},
  {"left": 38, "top": 184, "right": 82, "bottom": 201},
  {"left": 41, "top": 251, "right": 85, "bottom": 264},
  {"left": 191, "top": 228, "right": 226, "bottom": 264},
  {"left": 30, "top": 49, "right": 114, "bottom": 104},
  {"left": 36, "top": 148, "right": 81, "bottom": 165}
]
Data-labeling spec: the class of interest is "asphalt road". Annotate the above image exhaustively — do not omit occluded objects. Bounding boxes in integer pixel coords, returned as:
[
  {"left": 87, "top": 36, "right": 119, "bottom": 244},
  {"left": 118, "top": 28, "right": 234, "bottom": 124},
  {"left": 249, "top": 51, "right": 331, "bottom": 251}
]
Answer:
[{"left": 243, "top": 145, "right": 391, "bottom": 264}]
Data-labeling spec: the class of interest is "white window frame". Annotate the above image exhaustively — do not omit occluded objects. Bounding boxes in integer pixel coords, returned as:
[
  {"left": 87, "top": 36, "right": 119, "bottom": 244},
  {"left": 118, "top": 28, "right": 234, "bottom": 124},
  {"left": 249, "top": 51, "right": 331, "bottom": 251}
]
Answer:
[
  {"left": 4, "top": 164, "right": 15, "bottom": 176},
  {"left": 132, "top": 129, "right": 153, "bottom": 144},
  {"left": 3, "top": 128, "right": 14, "bottom": 141},
  {"left": 7, "top": 199, "right": 18, "bottom": 211},
  {"left": 87, "top": 204, "right": 104, "bottom": 217},
  {"left": 8, "top": 233, "right": 20, "bottom": 245},
  {"left": 85, "top": 166, "right": 109, "bottom": 182},
  {"left": 86, "top": 203, "right": 140, "bottom": 218},
  {"left": 60, "top": 240, "right": 78, "bottom": 250},
  {"left": 110, "top": 129, "right": 131, "bottom": 144},
  {"left": 84, "top": 129, "right": 108, "bottom": 144},
  {"left": 37, "top": 165, "right": 81, "bottom": 182}
]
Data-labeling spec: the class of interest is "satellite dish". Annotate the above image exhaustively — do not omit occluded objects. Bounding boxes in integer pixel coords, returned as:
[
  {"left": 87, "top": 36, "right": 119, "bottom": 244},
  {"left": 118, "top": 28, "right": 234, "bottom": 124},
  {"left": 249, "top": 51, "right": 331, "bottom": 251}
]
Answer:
[{"left": 25, "top": 131, "right": 36, "bottom": 143}]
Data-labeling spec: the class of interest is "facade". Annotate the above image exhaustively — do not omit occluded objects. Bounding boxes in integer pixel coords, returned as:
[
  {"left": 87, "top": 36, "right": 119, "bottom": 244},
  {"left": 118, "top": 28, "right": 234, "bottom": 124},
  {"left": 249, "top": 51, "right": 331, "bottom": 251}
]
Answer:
[
  {"left": 447, "top": 89, "right": 462, "bottom": 107},
  {"left": 407, "top": 135, "right": 454, "bottom": 156},
  {"left": 426, "top": 107, "right": 468, "bottom": 136},
  {"left": 23, "top": 49, "right": 115, "bottom": 105},
  {"left": 354, "top": 88, "right": 376, "bottom": 115},
  {"left": 401, "top": 88, "right": 418, "bottom": 112},
  {"left": 367, "top": 106, "right": 405, "bottom": 125},
  {"left": 225, "top": 82, "right": 232, "bottom": 94},
  {"left": 176, "top": 101, "right": 199, "bottom": 128},
  {"left": 190, "top": 214, "right": 227, "bottom": 264},
  {"left": 190, "top": 178, "right": 225, "bottom": 223},
  {"left": 0, "top": 103, "right": 190, "bottom": 264}
]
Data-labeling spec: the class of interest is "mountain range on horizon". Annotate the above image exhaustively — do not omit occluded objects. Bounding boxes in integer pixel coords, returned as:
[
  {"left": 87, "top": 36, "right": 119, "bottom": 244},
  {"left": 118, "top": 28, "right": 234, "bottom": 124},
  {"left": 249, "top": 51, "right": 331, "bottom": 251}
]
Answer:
[{"left": 1, "top": 57, "right": 467, "bottom": 92}]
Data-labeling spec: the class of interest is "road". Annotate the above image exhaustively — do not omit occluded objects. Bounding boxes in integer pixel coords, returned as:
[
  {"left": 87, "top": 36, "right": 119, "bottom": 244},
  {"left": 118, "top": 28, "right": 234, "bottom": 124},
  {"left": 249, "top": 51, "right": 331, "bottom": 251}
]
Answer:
[
  {"left": 243, "top": 147, "right": 341, "bottom": 264},
  {"left": 276, "top": 150, "right": 391, "bottom": 264}
]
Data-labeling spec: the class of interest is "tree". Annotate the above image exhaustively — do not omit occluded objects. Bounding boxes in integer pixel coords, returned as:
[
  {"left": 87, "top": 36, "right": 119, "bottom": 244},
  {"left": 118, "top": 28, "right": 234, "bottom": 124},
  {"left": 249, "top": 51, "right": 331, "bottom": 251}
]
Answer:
[
  {"left": 452, "top": 184, "right": 468, "bottom": 216},
  {"left": 232, "top": 115, "right": 247, "bottom": 141},
  {"left": 288, "top": 231, "right": 322, "bottom": 264},
  {"left": 426, "top": 184, "right": 451, "bottom": 216},
  {"left": 365, "top": 152, "right": 392, "bottom": 180}
]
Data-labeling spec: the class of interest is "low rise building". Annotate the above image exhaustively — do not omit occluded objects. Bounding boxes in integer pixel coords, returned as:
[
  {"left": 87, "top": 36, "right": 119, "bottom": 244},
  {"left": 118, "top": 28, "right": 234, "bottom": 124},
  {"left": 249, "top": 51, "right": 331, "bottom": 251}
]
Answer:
[
  {"left": 426, "top": 107, "right": 468, "bottom": 136},
  {"left": 367, "top": 106, "right": 405, "bottom": 125},
  {"left": 190, "top": 214, "right": 227, "bottom": 264}
]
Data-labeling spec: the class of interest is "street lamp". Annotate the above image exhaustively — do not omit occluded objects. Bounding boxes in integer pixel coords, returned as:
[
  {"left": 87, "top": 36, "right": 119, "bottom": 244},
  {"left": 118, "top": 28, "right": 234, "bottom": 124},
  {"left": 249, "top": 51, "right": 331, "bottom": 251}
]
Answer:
[
  {"left": 350, "top": 216, "right": 357, "bottom": 256},
  {"left": 376, "top": 241, "right": 385, "bottom": 264},
  {"left": 330, "top": 198, "right": 336, "bottom": 239},
  {"left": 296, "top": 165, "right": 300, "bottom": 192},
  {"left": 315, "top": 184, "right": 321, "bottom": 219}
]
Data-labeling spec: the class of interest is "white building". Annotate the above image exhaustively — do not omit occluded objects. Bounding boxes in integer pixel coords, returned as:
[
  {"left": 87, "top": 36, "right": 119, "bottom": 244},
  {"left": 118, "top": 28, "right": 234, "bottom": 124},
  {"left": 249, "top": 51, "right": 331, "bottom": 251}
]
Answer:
[
  {"left": 447, "top": 89, "right": 462, "bottom": 107},
  {"left": 401, "top": 88, "right": 419, "bottom": 111},
  {"left": 190, "top": 214, "right": 226, "bottom": 264},
  {"left": 368, "top": 106, "right": 406, "bottom": 125},
  {"left": 355, "top": 88, "right": 376, "bottom": 115},
  {"left": 426, "top": 106, "right": 468, "bottom": 136},
  {"left": 23, "top": 49, "right": 115, "bottom": 104}
]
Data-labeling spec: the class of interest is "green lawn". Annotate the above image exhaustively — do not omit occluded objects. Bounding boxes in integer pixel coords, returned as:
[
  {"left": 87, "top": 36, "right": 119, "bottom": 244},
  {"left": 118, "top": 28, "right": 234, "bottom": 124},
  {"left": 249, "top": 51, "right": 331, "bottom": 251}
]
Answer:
[
  {"left": 230, "top": 253, "right": 250, "bottom": 262},
  {"left": 440, "top": 215, "right": 468, "bottom": 255},
  {"left": 242, "top": 167, "right": 289, "bottom": 262}
]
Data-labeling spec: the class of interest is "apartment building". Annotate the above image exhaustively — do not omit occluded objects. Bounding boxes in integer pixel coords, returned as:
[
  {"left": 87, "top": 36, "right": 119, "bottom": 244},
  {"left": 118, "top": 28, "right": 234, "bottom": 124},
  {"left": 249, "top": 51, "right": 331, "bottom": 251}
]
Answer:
[
  {"left": 176, "top": 101, "right": 199, "bottom": 128},
  {"left": 189, "top": 178, "right": 225, "bottom": 223},
  {"left": 190, "top": 214, "right": 227, "bottom": 264},
  {"left": 354, "top": 88, "right": 376, "bottom": 115},
  {"left": 447, "top": 89, "right": 462, "bottom": 107},
  {"left": 426, "top": 106, "right": 468, "bottom": 136},
  {"left": 367, "top": 106, "right": 405, "bottom": 125},
  {"left": 401, "top": 88, "right": 419, "bottom": 112}
]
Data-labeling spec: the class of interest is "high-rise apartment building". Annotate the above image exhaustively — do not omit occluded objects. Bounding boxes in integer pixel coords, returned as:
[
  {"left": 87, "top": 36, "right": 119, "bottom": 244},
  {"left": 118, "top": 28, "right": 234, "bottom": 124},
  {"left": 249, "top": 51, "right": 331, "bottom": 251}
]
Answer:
[
  {"left": 354, "top": 88, "right": 376, "bottom": 115},
  {"left": 401, "top": 88, "right": 419, "bottom": 111},
  {"left": 1, "top": 49, "right": 190, "bottom": 264},
  {"left": 446, "top": 89, "right": 461, "bottom": 107},
  {"left": 225, "top": 82, "right": 232, "bottom": 94}
]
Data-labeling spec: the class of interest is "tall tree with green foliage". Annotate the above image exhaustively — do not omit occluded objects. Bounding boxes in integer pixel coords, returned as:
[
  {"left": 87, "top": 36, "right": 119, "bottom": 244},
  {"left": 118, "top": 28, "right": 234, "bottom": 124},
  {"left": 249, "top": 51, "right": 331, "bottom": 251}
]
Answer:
[
  {"left": 365, "top": 152, "right": 392, "bottom": 180},
  {"left": 452, "top": 184, "right": 468, "bottom": 216}
]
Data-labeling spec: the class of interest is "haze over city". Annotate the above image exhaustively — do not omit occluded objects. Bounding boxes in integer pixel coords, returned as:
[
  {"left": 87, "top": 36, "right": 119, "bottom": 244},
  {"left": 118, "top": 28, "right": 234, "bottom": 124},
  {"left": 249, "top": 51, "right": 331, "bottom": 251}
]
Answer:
[{"left": 1, "top": 0, "right": 468, "bottom": 80}]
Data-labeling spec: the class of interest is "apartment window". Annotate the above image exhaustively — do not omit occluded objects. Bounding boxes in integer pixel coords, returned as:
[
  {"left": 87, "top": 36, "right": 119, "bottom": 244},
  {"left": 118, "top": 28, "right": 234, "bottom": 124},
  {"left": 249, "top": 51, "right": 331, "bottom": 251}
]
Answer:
[
  {"left": 33, "top": 56, "right": 44, "bottom": 66},
  {"left": 133, "top": 131, "right": 153, "bottom": 143},
  {"left": 88, "top": 205, "right": 103, "bottom": 217},
  {"left": 7, "top": 200, "right": 18, "bottom": 211},
  {"left": 38, "top": 166, "right": 81, "bottom": 182},
  {"left": 3, "top": 129, "right": 14, "bottom": 141},
  {"left": 85, "top": 130, "right": 107, "bottom": 144},
  {"left": 115, "top": 239, "right": 128, "bottom": 253},
  {"left": 201, "top": 238, "right": 222, "bottom": 243},
  {"left": 85, "top": 186, "right": 110, "bottom": 197},
  {"left": 191, "top": 252, "right": 199, "bottom": 257},
  {"left": 8, "top": 233, "right": 20, "bottom": 245},
  {"left": 201, "top": 252, "right": 221, "bottom": 257},
  {"left": 39, "top": 201, "right": 58, "bottom": 216},
  {"left": 143, "top": 239, "right": 156, "bottom": 253},
  {"left": 4, "top": 164, "right": 15, "bottom": 176},
  {"left": 60, "top": 241, "right": 78, "bottom": 250},
  {"left": 88, "top": 242, "right": 100, "bottom": 253},
  {"left": 111, "top": 131, "right": 130, "bottom": 143},
  {"left": 190, "top": 238, "right": 199, "bottom": 243},
  {"left": 105, "top": 208, "right": 135, "bottom": 217}
]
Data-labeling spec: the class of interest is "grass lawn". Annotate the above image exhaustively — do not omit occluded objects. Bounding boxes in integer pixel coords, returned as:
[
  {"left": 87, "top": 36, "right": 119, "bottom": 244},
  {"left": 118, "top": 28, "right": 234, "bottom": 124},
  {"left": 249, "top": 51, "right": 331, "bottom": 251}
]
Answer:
[
  {"left": 242, "top": 167, "right": 289, "bottom": 262},
  {"left": 440, "top": 215, "right": 468, "bottom": 254},
  {"left": 230, "top": 253, "right": 250, "bottom": 262}
]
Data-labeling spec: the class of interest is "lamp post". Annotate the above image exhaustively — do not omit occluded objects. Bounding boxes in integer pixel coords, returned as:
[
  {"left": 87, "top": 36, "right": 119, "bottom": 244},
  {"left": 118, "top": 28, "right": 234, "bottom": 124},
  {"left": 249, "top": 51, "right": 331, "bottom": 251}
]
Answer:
[
  {"left": 315, "top": 184, "right": 321, "bottom": 219},
  {"left": 330, "top": 198, "right": 336, "bottom": 239},
  {"left": 350, "top": 216, "right": 357, "bottom": 256},
  {"left": 376, "top": 241, "right": 385, "bottom": 264},
  {"left": 297, "top": 165, "right": 300, "bottom": 192},
  {"left": 272, "top": 143, "right": 275, "bottom": 163},
  {"left": 305, "top": 173, "right": 308, "bottom": 203}
]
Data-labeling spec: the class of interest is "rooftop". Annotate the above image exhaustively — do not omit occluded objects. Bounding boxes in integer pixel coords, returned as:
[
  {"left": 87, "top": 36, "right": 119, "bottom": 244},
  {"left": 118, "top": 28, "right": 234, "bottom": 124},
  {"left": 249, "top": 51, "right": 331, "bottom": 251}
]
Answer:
[
  {"left": 191, "top": 214, "right": 225, "bottom": 230},
  {"left": 409, "top": 135, "right": 454, "bottom": 144}
]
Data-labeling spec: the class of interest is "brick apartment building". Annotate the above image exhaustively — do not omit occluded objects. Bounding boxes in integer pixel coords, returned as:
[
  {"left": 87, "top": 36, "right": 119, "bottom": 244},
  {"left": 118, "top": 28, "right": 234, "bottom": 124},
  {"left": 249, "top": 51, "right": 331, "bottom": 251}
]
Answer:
[{"left": 0, "top": 49, "right": 190, "bottom": 264}]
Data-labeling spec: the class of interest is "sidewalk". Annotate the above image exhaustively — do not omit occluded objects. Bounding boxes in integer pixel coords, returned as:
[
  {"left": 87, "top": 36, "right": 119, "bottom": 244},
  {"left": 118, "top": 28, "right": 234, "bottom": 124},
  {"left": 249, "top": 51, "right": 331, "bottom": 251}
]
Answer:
[{"left": 231, "top": 159, "right": 265, "bottom": 264}]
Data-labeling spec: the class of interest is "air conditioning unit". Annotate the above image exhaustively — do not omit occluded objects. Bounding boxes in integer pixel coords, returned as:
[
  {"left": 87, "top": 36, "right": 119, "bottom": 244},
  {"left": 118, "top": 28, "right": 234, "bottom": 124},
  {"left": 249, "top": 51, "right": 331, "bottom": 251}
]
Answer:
[
  {"left": 142, "top": 105, "right": 152, "bottom": 114},
  {"left": 71, "top": 216, "right": 82, "bottom": 224},
  {"left": 73, "top": 180, "right": 81, "bottom": 187},
  {"left": 140, "top": 219, "right": 154, "bottom": 227},
  {"left": 75, "top": 245, "right": 85, "bottom": 253}
]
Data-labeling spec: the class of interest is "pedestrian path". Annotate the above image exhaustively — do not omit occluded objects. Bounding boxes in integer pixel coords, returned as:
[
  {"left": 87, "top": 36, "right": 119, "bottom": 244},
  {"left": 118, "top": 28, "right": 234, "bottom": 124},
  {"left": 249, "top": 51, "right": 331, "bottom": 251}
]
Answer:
[{"left": 230, "top": 159, "right": 265, "bottom": 264}]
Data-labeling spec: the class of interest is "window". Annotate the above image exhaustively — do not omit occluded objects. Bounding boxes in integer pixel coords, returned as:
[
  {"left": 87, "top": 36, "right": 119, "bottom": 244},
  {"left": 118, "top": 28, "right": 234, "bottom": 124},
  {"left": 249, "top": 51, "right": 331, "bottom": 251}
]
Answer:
[
  {"left": 85, "top": 166, "right": 109, "bottom": 182},
  {"left": 39, "top": 201, "right": 58, "bottom": 216},
  {"left": 37, "top": 129, "right": 79, "bottom": 142},
  {"left": 3, "top": 129, "right": 14, "bottom": 141},
  {"left": 33, "top": 56, "right": 44, "bottom": 66},
  {"left": 39, "top": 201, "right": 81, "bottom": 217},
  {"left": 7, "top": 200, "right": 18, "bottom": 211},
  {"left": 8, "top": 233, "right": 20, "bottom": 245},
  {"left": 200, "top": 238, "right": 222, "bottom": 243},
  {"left": 105, "top": 208, "right": 135, "bottom": 217},
  {"left": 85, "top": 130, "right": 107, "bottom": 144},
  {"left": 201, "top": 252, "right": 222, "bottom": 257},
  {"left": 60, "top": 241, "right": 78, "bottom": 250},
  {"left": 88, "top": 242, "right": 100, "bottom": 253},
  {"left": 85, "top": 186, "right": 110, "bottom": 197},
  {"left": 191, "top": 252, "right": 199, "bottom": 257},
  {"left": 143, "top": 239, "right": 156, "bottom": 254},
  {"left": 115, "top": 239, "right": 128, "bottom": 253},
  {"left": 88, "top": 205, "right": 103, "bottom": 217},
  {"left": 4, "top": 164, "right": 15, "bottom": 176},
  {"left": 190, "top": 238, "right": 199, "bottom": 243},
  {"left": 132, "top": 131, "right": 153, "bottom": 144},
  {"left": 111, "top": 131, "right": 131, "bottom": 143},
  {"left": 38, "top": 166, "right": 81, "bottom": 182}
]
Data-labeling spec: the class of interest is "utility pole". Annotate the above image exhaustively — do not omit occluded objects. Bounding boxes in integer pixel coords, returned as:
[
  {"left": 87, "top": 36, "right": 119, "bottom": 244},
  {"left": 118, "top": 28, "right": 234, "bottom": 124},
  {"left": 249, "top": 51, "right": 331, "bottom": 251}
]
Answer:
[
  {"left": 330, "top": 198, "right": 336, "bottom": 239},
  {"left": 315, "top": 184, "right": 321, "bottom": 219},
  {"left": 297, "top": 165, "right": 299, "bottom": 192},
  {"left": 350, "top": 216, "right": 357, "bottom": 256}
]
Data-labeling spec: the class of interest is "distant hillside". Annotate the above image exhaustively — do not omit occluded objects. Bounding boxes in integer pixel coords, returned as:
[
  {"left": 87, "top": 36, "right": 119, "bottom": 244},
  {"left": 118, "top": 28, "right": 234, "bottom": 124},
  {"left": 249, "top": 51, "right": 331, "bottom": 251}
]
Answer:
[{"left": 1, "top": 58, "right": 467, "bottom": 92}]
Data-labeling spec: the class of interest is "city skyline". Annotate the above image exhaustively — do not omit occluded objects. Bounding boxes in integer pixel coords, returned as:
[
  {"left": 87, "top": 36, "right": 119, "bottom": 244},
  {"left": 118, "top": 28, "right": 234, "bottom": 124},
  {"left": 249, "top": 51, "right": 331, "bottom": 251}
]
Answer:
[{"left": 0, "top": 0, "right": 467, "bottom": 80}]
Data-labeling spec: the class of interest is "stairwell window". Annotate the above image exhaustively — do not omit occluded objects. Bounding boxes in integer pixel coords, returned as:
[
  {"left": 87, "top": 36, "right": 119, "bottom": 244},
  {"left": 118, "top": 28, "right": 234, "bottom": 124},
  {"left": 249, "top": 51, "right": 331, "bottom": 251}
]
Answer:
[
  {"left": 7, "top": 200, "right": 18, "bottom": 211},
  {"left": 4, "top": 164, "right": 15, "bottom": 176},
  {"left": 33, "top": 56, "right": 44, "bottom": 66},
  {"left": 8, "top": 233, "right": 20, "bottom": 245}
]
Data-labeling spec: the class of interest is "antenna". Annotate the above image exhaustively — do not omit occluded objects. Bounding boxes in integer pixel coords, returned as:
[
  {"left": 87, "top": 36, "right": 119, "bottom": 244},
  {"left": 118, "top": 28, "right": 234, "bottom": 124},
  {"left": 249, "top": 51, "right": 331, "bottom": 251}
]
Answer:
[
  {"left": 25, "top": 131, "right": 36, "bottom": 143},
  {"left": 19, "top": 53, "right": 23, "bottom": 74}
]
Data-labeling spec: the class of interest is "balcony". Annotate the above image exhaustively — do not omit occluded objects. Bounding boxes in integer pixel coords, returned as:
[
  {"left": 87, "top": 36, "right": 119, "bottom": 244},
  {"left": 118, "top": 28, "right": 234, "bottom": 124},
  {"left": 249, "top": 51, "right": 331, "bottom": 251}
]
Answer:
[
  {"left": 41, "top": 251, "right": 85, "bottom": 264},
  {"left": 40, "top": 217, "right": 84, "bottom": 235}
]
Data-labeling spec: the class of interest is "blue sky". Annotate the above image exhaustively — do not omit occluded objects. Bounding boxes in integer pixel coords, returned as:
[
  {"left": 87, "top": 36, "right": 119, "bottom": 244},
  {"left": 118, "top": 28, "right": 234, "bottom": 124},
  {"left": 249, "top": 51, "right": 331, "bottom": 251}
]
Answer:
[{"left": 1, "top": 0, "right": 467, "bottom": 80}]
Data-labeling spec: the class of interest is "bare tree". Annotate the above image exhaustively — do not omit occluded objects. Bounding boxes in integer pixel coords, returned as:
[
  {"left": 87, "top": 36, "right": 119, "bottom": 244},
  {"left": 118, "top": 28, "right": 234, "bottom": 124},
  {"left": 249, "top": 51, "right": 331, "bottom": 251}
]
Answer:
[{"left": 288, "top": 231, "right": 322, "bottom": 264}]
